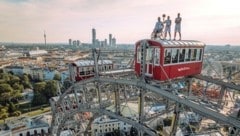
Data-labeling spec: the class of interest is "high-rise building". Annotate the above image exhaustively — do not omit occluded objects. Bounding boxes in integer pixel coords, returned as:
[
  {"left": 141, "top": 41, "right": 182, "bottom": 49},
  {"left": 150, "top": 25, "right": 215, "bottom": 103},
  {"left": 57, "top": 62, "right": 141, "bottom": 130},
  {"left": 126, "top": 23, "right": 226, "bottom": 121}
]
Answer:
[
  {"left": 44, "top": 31, "right": 46, "bottom": 46},
  {"left": 104, "top": 39, "right": 107, "bottom": 46},
  {"left": 92, "top": 28, "right": 96, "bottom": 46},
  {"left": 95, "top": 39, "right": 100, "bottom": 47},
  {"left": 112, "top": 37, "right": 116, "bottom": 46},
  {"left": 100, "top": 41, "right": 104, "bottom": 47},
  {"left": 73, "top": 40, "right": 76, "bottom": 46},
  {"left": 69, "top": 39, "right": 72, "bottom": 46},
  {"left": 76, "top": 40, "right": 80, "bottom": 46},
  {"left": 109, "top": 34, "right": 112, "bottom": 46}
]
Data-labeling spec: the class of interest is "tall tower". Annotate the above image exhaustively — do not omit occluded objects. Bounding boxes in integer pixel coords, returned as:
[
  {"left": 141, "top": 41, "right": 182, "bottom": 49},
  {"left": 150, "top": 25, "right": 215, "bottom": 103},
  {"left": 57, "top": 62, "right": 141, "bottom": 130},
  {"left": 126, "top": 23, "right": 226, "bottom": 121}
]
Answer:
[
  {"left": 92, "top": 28, "right": 96, "bottom": 46},
  {"left": 112, "top": 37, "right": 116, "bottom": 46},
  {"left": 76, "top": 40, "right": 80, "bottom": 46},
  {"left": 109, "top": 34, "right": 112, "bottom": 46},
  {"left": 44, "top": 31, "right": 46, "bottom": 46},
  {"left": 104, "top": 39, "right": 107, "bottom": 46},
  {"left": 69, "top": 39, "right": 72, "bottom": 46}
]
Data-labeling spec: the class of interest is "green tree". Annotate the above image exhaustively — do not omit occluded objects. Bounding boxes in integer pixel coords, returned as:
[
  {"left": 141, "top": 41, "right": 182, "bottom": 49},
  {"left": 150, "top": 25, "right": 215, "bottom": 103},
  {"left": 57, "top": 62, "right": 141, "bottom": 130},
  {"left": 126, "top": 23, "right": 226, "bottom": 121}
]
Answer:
[
  {"left": 0, "top": 79, "right": 5, "bottom": 84},
  {"left": 0, "top": 83, "right": 13, "bottom": 104},
  {"left": 13, "top": 110, "right": 21, "bottom": 116},
  {"left": 63, "top": 80, "right": 72, "bottom": 90},
  {"left": 0, "top": 106, "right": 9, "bottom": 122},
  {"left": 21, "top": 74, "right": 32, "bottom": 89},
  {"left": 22, "top": 74, "right": 30, "bottom": 82},
  {"left": 53, "top": 73, "right": 61, "bottom": 81},
  {"left": 8, "top": 75, "right": 20, "bottom": 87},
  {"left": 32, "top": 82, "right": 48, "bottom": 106},
  {"left": 10, "top": 89, "right": 22, "bottom": 103},
  {"left": 12, "top": 82, "right": 24, "bottom": 91},
  {"left": 44, "top": 80, "right": 58, "bottom": 99},
  {"left": 0, "top": 73, "right": 10, "bottom": 82},
  {"left": 31, "top": 92, "right": 47, "bottom": 106},
  {"left": 33, "top": 82, "right": 46, "bottom": 93},
  {"left": 23, "top": 81, "right": 32, "bottom": 89},
  {"left": 8, "top": 102, "right": 16, "bottom": 113},
  {"left": 0, "top": 83, "right": 13, "bottom": 93}
]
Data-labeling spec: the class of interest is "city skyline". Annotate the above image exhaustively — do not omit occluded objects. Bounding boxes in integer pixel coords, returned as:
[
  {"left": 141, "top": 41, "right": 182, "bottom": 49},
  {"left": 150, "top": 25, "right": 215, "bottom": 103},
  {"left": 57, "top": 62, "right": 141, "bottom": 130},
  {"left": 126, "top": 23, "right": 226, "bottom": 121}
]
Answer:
[{"left": 0, "top": 0, "right": 240, "bottom": 45}]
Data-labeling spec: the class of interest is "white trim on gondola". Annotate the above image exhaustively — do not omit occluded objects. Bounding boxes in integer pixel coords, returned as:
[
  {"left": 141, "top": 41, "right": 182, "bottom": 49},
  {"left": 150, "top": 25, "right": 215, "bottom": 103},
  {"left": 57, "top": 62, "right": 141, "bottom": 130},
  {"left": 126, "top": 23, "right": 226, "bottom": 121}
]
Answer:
[
  {"left": 100, "top": 69, "right": 133, "bottom": 75},
  {"left": 136, "top": 39, "right": 205, "bottom": 47},
  {"left": 155, "top": 39, "right": 205, "bottom": 47},
  {"left": 72, "top": 60, "right": 113, "bottom": 67}
]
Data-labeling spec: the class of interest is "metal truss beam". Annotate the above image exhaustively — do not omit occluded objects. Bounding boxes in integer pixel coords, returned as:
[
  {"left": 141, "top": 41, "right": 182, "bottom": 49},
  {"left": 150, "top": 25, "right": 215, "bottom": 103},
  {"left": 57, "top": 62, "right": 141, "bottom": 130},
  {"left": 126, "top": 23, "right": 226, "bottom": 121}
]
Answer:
[
  {"left": 52, "top": 76, "right": 240, "bottom": 136},
  {"left": 193, "top": 74, "right": 240, "bottom": 91},
  {"left": 97, "top": 77, "right": 240, "bottom": 129}
]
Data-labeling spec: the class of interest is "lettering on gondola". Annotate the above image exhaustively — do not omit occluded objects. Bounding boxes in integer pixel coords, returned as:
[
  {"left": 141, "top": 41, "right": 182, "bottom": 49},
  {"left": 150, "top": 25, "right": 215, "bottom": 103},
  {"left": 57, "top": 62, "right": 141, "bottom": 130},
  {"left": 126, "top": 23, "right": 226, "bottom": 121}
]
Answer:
[{"left": 178, "top": 67, "right": 190, "bottom": 72}]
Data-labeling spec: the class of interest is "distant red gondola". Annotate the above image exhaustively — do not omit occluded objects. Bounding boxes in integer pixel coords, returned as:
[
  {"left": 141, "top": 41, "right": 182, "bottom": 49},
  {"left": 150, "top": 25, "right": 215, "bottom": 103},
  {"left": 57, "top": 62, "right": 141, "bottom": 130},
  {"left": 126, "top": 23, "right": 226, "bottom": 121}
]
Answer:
[{"left": 69, "top": 60, "right": 113, "bottom": 82}]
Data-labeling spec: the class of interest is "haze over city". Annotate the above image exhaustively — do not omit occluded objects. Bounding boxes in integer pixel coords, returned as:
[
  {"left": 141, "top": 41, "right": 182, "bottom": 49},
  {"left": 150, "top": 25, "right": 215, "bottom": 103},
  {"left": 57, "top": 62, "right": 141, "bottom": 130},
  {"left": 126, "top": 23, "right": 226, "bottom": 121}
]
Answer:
[{"left": 0, "top": 0, "right": 240, "bottom": 45}]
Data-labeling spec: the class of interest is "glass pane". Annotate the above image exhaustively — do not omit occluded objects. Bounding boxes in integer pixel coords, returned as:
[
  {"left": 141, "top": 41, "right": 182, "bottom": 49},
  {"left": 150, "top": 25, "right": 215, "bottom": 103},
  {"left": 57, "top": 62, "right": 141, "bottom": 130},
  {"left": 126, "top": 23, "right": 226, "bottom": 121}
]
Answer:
[
  {"left": 164, "top": 48, "right": 171, "bottom": 64},
  {"left": 179, "top": 49, "right": 185, "bottom": 62},
  {"left": 185, "top": 48, "right": 191, "bottom": 61},
  {"left": 196, "top": 49, "right": 200, "bottom": 61},
  {"left": 146, "top": 48, "right": 154, "bottom": 64},
  {"left": 154, "top": 48, "right": 160, "bottom": 65},
  {"left": 137, "top": 46, "right": 141, "bottom": 63},
  {"left": 172, "top": 48, "right": 179, "bottom": 63},
  {"left": 199, "top": 49, "right": 202, "bottom": 61},
  {"left": 191, "top": 49, "right": 197, "bottom": 61}
]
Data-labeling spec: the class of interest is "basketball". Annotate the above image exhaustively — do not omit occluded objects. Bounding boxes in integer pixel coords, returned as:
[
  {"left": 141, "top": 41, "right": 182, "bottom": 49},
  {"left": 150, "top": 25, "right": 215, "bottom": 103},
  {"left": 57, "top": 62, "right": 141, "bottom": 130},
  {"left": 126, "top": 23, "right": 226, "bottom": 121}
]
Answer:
[{"left": 162, "top": 14, "right": 166, "bottom": 18}]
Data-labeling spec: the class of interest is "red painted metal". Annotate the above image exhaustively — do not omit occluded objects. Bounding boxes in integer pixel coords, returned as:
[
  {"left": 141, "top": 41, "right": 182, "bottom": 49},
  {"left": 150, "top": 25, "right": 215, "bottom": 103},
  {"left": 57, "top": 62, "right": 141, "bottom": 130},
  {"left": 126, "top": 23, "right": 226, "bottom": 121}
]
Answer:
[{"left": 134, "top": 39, "right": 205, "bottom": 81}]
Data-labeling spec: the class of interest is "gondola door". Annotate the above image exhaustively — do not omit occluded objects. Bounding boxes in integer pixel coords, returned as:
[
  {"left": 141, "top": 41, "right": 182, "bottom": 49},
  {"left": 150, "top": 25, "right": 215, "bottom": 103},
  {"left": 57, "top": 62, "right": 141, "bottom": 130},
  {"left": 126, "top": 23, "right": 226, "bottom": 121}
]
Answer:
[{"left": 145, "top": 47, "right": 154, "bottom": 77}]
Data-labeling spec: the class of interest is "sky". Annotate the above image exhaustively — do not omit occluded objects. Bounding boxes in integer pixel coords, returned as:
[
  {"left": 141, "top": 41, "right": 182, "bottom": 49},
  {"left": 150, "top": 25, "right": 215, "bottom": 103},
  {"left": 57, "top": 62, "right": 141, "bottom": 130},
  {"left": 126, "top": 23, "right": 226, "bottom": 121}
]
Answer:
[{"left": 0, "top": 0, "right": 240, "bottom": 45}]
